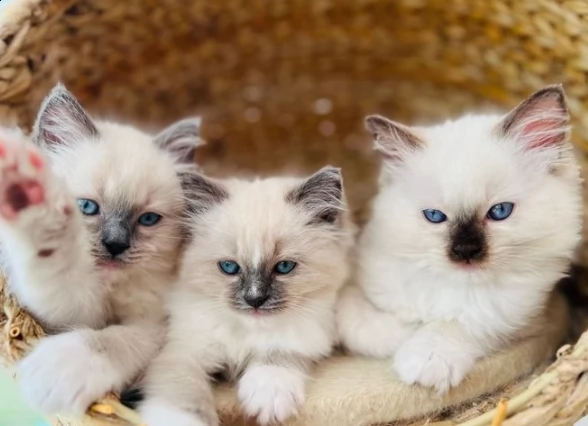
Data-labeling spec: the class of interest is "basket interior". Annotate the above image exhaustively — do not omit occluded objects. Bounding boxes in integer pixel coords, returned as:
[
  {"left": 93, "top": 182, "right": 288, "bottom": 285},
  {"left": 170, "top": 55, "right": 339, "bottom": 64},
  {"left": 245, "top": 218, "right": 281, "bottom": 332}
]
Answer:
[
  {"left": 2, "top": 0, "right": 588, "bottom": 424},
  {"left": 12, "top": 0, "right": 587, "bottom": 235}
]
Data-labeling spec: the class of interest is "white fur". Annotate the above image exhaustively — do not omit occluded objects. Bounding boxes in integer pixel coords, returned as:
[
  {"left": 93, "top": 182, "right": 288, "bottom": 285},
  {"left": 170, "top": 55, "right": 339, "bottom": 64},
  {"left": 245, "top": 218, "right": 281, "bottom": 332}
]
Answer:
[
  {"left": 337, "top": 90, "right": 582, "bottom": 393},
  {"left": 17, "top": 331, "right": 125, "bottom": 416},
  {"left": 0, "top": 85, "right": 201, "bottom": 416},
  {"left": 238, "top": 365, "right": 306, "bottom": 424},
  {"left": 140, "top": 171, "right": 355, "bottom": 426}
]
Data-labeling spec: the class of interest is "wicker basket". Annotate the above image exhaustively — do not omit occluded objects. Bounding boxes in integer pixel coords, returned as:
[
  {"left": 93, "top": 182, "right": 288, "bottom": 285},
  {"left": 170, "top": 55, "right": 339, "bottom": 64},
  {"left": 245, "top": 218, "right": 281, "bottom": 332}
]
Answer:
[{"left": 2, "top": 1, "right": 588, "bottom": 425}]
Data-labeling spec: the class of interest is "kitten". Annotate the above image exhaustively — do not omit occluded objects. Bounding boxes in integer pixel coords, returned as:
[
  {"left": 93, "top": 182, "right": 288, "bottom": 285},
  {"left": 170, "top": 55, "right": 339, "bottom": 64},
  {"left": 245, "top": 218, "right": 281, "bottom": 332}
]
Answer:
[
  {"left": 337, "top": 85, "right": 582, "bottom": 393},
  {"left": 137, "top": 167, "right": 355, "bottom": 426},
  {"left": 0, "top": 83, "right": 202, "bottom": 415}
]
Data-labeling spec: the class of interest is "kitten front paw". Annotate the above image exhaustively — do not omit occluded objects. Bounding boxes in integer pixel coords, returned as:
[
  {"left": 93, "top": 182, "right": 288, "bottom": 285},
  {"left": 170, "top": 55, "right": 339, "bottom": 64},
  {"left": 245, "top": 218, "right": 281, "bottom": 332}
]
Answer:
[
  {"left": 0, "top": 130, "right": 47, "bottom": 221},
  {"left": 17, "top": 332, "right": 122, "bottom": 416},
  {"left": 140, "top": 400, "right": 216, "bottom": 426},
  {"left": 238, "top": 365, "right": 305, "bottom": 425},
  {"left": 393, "top": 332, "right": 476, "bottom": 394}
]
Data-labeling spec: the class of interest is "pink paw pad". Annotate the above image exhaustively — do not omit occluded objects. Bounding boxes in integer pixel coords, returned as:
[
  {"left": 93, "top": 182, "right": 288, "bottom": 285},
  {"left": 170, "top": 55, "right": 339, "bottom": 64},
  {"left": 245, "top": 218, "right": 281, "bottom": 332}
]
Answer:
[{"left": 0, "top": 181, "right": 45, "bottom": 220}]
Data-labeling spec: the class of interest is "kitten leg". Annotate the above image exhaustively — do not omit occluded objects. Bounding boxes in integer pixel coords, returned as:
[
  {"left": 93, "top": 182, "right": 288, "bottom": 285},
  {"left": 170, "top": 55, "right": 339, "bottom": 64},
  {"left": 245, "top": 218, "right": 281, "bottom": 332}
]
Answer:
[
  {"left": 0, "top": 128, "right": 108, "bottom": 329},
  {"left": 238, "top": 354, "right": 312, "bottom": 425},
  {"left": 139, "top": 340, "right": 219, "bottom": 426},
  {"left": 17, "top": 321, "right": 164, "bottom": 416},
  {"left": 393, "top": 321, "right": 488, "bottom": 394},
  {"left": 336, "top": 285, "right": 416, "bottom": 356}
]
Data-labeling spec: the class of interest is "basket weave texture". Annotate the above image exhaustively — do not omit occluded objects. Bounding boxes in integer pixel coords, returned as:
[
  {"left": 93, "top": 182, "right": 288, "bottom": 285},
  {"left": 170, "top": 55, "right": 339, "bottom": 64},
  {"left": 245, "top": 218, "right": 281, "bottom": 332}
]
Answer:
[{"left": 2, "top": 1, "right": 588, "bottom": 425}]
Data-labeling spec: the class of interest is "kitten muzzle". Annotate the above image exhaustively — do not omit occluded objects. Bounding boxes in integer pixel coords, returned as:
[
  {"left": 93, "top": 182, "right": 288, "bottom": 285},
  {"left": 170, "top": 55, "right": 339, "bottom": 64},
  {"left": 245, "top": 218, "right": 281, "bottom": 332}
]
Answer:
[
  {"left": 448, "top": 218, "right": 488, "bottom": 264},
  {"left": 101, "top": 219, "right": 131, "bottom": 258}
]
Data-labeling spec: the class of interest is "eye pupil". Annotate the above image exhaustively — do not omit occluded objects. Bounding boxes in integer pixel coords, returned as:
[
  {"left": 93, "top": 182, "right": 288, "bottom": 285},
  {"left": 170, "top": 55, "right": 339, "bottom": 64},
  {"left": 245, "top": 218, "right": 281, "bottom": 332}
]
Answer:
[
  {"left": 138, "top": 212, "right": 162, "bottom": 226},
  {"left": 487, "top": 202, "right": 514, "bottom": 221},
  {"left": 274, "top": 261, "right": 297, "bottom": 274},
  {"left": 218, "top": 260, "right": 241, "bottom": 275},
  {"left": 422, "top": 209, "right": 447, "bottom": 224},
  {"left": 76, "top": 198, "right": 99, "bottom": 216}
]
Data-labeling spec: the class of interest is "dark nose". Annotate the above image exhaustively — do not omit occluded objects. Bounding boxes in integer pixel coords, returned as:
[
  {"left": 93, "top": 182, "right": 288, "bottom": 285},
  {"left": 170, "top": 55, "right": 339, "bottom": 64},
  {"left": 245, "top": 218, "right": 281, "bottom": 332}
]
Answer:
[
  {"left": 451, "top": 243, "right": 483, "bottom": 261},
  {"left": 102, "top": 239, "right": 130, "bottom": 257},
  {"left": 244, "top": 293, "right": 270, "bottom": 309},
  {"left": 102, "top": 221, "right": 131, "bottom": 257}
]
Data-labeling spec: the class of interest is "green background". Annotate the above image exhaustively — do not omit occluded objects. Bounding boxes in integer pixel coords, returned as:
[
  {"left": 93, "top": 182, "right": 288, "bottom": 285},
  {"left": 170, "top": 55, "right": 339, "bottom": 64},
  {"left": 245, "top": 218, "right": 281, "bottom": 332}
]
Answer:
[{"left": 0, "top": 369, "right": 47, "bottom": 426}]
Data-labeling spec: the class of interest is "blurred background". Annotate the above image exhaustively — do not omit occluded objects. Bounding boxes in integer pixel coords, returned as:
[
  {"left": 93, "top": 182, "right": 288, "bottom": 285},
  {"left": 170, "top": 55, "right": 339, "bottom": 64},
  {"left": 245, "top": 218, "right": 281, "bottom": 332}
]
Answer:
[{"left": 0, "top": 370, "right": 46, "bottom": 426}]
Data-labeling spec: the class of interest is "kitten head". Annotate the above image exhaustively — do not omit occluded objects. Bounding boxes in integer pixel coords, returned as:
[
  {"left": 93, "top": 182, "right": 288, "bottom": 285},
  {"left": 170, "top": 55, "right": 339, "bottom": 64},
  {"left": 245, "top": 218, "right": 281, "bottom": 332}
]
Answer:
[
  {"left": 32, "top": 83, "right": 203, "bottom": 276},
  {"left": 367, "top": 85, "right": 582, "bottom": 282},
  {"left": 179, "top": 167, "right": 354, "bottom": 317}
]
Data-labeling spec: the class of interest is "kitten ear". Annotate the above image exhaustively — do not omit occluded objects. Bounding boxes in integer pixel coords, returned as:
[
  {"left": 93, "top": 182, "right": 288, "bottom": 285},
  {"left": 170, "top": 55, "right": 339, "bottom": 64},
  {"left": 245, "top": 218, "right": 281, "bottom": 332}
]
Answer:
[
  {"left": 180, "top": 172, "right": 228, "bottom": 214},
  {"left": 498, "top": 85, "right": 570, "bottom": 151},
  {"left": 32, "top": 83, "right": 99, "bottom": 148},
  {"left": 365, "top": 114, "right": 424, "bottom": 162},
  {"left": 287, "top": 166, "right": 344, "bottom": 225},
  {"left": 154, "top": 117, "right": 205, "bottom": 163}
]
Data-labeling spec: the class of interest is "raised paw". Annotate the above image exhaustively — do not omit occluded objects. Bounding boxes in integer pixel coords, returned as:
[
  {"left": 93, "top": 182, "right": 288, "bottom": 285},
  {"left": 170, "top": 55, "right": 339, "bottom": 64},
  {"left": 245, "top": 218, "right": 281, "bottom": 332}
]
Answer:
[
  {"left": 238, "top": 365, "right": 305, "bottom": 425},
  {"left": 17, "top": 331, "right": 123, "bottom": 416},
  {"left": 0, "top": 129, "right": 46, "bottom": 221},
  {"left": 393, "top": 331, "right": 476, "bottom": 395}
]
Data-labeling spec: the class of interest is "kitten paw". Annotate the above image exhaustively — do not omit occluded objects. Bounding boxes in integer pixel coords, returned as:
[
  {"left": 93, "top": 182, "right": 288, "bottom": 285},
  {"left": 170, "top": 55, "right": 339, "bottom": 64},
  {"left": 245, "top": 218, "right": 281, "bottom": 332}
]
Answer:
[
  {"left": 17, "top": 332, "right": 122, "bottom": 416},
  {"left": 140, "top": 400, "right": 216, "bottom": 426},
  {"left": 393, "top": 332, "right": 476, "bottom": 394},
  {"left": 0, "top": 130, "right": 47, "bottom": 221},
  {"left": 238, "top": 365, "right": 305, "bottom": 425}
]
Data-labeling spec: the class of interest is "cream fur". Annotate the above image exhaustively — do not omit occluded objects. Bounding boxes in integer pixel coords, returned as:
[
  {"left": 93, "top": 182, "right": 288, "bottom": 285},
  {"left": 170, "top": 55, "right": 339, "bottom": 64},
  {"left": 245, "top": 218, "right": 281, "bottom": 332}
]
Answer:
[
  {"left": 337, "top": 85, "right": 582, "bottom": 394},
  {"left": 215, "top": 291, "right": 568, "bottom": 426},
  {"left": 139, "top": 169, "right": 355, "bottom": 426},
  {"left": 0, "top": 84, "right": 201, "bottom": 416}
]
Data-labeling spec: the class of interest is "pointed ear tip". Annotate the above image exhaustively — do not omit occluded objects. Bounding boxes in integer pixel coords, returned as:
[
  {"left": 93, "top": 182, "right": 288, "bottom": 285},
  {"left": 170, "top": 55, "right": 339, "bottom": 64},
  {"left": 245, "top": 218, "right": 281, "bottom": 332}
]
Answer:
[
  {"left": 537, "top": 84, "right": 567, "bottom": 102},
  {"left": 320, "top": 165, "right": 342, "bottom": 176},
  {"left": 364, "top": 115, "right": 384, "bottom": 129}
]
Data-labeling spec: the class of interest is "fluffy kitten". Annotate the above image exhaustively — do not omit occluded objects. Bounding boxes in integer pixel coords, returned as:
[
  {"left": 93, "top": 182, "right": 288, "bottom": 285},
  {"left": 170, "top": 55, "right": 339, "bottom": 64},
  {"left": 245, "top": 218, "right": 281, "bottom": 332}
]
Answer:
[
  {"left": 138, "top": 167, "right": 355, "bottom": 426},
  {"left": 337, "top": 85, "right": 582, "bottom": 393},
  {"left": 0, "top": 84, "right": 202, "bottom": 415}
]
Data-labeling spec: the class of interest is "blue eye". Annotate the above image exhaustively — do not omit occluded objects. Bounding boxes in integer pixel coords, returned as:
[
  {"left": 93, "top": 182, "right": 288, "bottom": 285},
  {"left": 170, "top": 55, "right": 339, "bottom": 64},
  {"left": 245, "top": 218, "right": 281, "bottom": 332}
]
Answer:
[
  {"left": 138, "top": 212, "right": 162, "bottom": 226},
  {"left": 274, "top": 261, "right": 297, "bottom": 274},
  {"left": 487, "top": 202, "right": 514, "bottom": 221},
  {"left": 422, "top": 209, "right": 447, "bottom": 224},
  {"left": 218, "top": 260, "right": 241, "bottom": 275},
  {"left": 77, "top": 199, "right": 100, "bottom": 216}
]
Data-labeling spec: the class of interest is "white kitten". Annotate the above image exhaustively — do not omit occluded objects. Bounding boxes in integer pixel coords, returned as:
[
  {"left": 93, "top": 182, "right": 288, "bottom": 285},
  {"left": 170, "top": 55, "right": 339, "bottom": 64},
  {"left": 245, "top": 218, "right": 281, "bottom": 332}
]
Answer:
[
  {"left": 337, "top": 85, "right": 582, "bottom": 394},
  {"left": 0, "top": 84, "right": 202, "bottom": 416},
  {"left": 138, "top": 167, "right": 355, "bottom": 426}
]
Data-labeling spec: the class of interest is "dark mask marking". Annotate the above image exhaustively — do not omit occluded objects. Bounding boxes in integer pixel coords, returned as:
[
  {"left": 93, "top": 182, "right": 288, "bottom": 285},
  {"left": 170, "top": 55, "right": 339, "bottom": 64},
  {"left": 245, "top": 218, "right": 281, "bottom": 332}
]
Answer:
[{"left": 447, "top": 216, "right": 488, "bottom": 264}]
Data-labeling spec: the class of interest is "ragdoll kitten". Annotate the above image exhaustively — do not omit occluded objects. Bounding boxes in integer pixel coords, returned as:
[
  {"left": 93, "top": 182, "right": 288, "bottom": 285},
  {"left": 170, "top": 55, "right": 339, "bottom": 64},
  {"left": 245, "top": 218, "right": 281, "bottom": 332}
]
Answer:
[
  {"left": 337, "top": 85, "right": 582, "bottom": 394},
  {"left": 0, "top": 83, "right": 202, "bottom": 415},
  {"left": 137, "top": 167, "right": 355, "bottom": 426}
]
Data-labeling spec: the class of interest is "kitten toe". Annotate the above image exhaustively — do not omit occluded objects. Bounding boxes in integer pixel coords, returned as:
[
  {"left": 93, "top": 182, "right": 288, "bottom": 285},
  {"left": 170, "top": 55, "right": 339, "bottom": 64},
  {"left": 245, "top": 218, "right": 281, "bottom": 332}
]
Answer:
[
  {"left": 238, "top": 365, "right": 305, "bottom": 425},
  {"left": 17, "top": 332, "right": 122, "bottom": 416},
  {"left": 394, "top": 333, "right": 476, "bottom": 394},
  {"left": 0, "top": 133, "right": 47, "bottom": 221}
]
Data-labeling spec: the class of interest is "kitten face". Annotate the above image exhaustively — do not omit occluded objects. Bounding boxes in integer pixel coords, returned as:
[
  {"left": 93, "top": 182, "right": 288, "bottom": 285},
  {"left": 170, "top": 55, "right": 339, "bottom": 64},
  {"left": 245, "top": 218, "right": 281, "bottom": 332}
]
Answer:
[
  {"left": 367, "top": 85, "right": 581, "bottom": 279},
  {"left": 32, "top": 84, "right": 203, "bottom": 276},
  {"left": 180, "top": 167, "right": 353, "bottom": 316}
]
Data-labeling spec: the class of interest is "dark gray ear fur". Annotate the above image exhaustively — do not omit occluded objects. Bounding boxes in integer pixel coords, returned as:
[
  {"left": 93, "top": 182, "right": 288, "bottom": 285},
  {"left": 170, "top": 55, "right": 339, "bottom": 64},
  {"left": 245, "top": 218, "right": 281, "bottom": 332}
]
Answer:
[
  {"left": 365, "top": 114, "right": 424, "bottom": 162},
  {"left": 180, "top": 172, "right": 228, "bottom": 215},
  {"left": 155, "top": 117, "right": 205, "bottom": 163},
  {"left": 32, "top": 83, "right": 99, "bottom": 148},
  {"left": 287, "top": 166, "right": 344, "bottom": 225}
]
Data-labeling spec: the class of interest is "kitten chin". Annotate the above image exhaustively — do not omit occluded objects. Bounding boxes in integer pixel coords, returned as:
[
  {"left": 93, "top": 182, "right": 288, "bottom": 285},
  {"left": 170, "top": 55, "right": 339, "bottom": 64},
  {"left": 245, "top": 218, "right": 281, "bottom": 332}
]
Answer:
[
  {"left": 138, "top": 167, "right": 356, "bottom": 426},
  {"left": 0, "top": 83, "right": 203, "bottom": 416},
  {"left": 337, "top": 84, "right": 582, "bottom": 394}
]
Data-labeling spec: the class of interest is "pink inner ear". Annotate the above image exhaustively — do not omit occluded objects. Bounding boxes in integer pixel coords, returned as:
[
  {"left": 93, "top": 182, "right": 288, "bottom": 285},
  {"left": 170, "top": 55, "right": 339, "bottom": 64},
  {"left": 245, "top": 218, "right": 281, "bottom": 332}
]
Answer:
[{"left": 522, "top": 118, "right": 564, "bottom": 149}]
